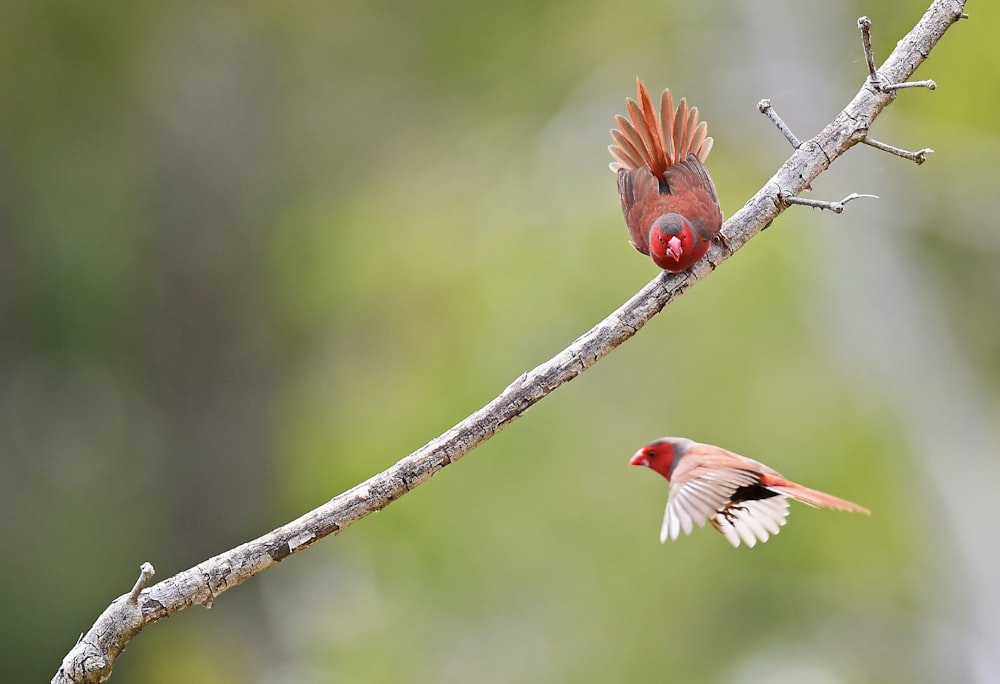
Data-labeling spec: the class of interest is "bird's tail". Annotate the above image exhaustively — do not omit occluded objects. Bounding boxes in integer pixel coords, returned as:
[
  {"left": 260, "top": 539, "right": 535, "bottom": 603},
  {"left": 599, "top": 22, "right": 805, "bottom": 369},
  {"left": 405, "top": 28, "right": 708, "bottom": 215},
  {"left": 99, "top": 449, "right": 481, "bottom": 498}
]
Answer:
[
  {"left": 608, "top": 78, "right": 713, "bottom": 175},
  {"left": 759, "top": 474, "right": 870, "bottom": 514}
]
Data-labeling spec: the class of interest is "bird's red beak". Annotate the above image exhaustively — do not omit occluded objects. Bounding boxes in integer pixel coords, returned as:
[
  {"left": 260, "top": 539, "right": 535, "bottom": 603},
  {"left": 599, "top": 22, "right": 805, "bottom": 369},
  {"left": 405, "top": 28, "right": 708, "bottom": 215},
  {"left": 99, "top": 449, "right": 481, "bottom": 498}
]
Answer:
[
  {"left": 630, "top": 449, "right": 650, "bottom": 467},
  {"left": 665, "top": 235, "right": 683, "bottom": 260}
]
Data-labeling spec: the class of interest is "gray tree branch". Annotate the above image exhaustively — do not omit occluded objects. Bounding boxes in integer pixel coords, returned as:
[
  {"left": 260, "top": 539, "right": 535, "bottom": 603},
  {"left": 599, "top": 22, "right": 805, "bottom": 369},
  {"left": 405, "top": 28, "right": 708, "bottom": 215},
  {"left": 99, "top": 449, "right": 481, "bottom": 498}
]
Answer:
[{"left": 52, "top": 1, "right": 967, "bottom": 681}]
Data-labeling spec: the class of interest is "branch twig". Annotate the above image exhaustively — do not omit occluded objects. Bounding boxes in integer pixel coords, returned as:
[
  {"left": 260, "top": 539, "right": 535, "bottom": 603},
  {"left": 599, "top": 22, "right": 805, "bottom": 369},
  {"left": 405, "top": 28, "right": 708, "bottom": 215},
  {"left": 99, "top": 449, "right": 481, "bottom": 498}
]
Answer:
[
  {"left": 127, "top": 564, "right": 155, "bottom": 605},
  {"left": 52, "top": 2, "right": 968, "bottom": 682},
  {"left": 860, "top": 15, "right": 939, "bottom": 92},
  {"left": 855, "top": 13, "right": 938, "bottom": 166},
  {"left": 861, "top": 136, "right": 935, "bottom": 164},
  {"left": 758, "top": 99, "right": 801, "bottom": 149},
  {"left": 780, "top": 192, "right": 879, "bottom": 214}
]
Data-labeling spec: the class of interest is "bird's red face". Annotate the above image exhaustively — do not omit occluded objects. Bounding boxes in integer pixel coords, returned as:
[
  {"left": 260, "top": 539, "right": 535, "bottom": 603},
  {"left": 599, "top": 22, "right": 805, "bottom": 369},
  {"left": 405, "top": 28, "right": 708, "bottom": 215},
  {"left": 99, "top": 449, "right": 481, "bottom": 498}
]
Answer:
[
  {"left": 648, "top": 215, "right": 702, "bottom": 271},
  {"left": 630, "top": 440, "right": 680, "bottom": 481}
]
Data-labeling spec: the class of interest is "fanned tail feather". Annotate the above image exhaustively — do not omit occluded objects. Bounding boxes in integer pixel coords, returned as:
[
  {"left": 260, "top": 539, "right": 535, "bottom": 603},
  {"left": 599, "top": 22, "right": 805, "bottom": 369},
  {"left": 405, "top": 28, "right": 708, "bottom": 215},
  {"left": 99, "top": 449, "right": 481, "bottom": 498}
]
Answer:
[
  {"left": 609, "top": 78, "right": 713, "bottom": 174},
  {"left": 660, "top": 89, "right": 675, "bottom": 165},
  {"left": 636, "top": 80, "right": 667, "bottom": 172}
]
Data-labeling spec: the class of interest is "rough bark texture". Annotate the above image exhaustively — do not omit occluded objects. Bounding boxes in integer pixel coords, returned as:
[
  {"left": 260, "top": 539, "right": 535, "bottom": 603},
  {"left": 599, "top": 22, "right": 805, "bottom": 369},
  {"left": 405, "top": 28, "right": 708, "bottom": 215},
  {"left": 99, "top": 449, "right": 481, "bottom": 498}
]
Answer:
[{"left": 53, "top": 2, "right": 967, "bottom": 681}]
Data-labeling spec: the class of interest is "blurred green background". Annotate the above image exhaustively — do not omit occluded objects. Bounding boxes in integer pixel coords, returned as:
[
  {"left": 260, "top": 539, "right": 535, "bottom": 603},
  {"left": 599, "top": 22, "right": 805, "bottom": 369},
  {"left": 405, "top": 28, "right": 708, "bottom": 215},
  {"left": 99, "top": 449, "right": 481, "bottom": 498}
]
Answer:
[{"left": 3, "top": 0, "right": 998, "bottom": 682}]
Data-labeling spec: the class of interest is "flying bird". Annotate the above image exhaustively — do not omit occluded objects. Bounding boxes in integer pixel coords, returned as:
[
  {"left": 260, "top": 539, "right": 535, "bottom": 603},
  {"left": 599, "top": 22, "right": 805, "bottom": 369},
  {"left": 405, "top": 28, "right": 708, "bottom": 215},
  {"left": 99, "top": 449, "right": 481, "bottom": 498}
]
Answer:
[
  {"left": 630, "top": 437, "right": 869, "bottom": 547},
  {"left": 609, "top": 79, "right": 723, "bottom": 272}
]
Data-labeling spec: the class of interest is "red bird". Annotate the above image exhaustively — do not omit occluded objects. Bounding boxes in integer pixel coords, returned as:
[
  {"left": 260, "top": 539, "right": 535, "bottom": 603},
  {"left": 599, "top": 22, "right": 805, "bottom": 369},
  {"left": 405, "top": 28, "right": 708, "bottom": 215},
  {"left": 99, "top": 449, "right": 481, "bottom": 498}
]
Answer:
[
  {"left": 630, "top": 437, "right": 869, "bottom": 548},
  {"left": 609, "top": 79, "right": 723, "bottom": 272}
]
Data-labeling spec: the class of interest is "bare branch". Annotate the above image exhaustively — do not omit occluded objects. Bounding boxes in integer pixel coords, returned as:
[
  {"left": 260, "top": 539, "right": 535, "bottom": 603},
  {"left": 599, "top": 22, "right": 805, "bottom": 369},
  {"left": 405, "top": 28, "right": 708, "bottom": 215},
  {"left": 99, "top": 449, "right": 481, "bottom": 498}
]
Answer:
[
  {"left": 127, "top": 564, "right": 155, "bottom": 605},
  {"left": 780, "top": 192, "right": 879, "bottom": 214},
  {"left": 759, "top": 101, "right": 878, "bottom": 208},
  {"left": 862, "top": 137, "right": 935, "bottom": 164},
  {"left": 52, "top": 1, "right": 968, "bottom": 682},
  {"left": 882, "top": 79, "right": 937, "bottom": 91},
  {"left": 861, "top": 12, "right": 940, "bottom": 94},
  {"left": 859, "top": 16, "right": 879, "bottom": 82},
  {"left": 758, "top": 99, "right": 802, "bottom": 149},
  {"left": 764, "top": 9, "right": 945, "bottom": 208}
]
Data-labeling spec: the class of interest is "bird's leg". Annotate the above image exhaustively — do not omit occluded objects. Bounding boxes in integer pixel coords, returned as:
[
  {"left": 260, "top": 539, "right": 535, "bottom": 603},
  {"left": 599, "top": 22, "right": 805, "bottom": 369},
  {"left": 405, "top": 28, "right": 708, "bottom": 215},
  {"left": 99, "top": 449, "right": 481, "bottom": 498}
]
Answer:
[{"left": 856, "top": 16, "right": 937, "bottom": 165}]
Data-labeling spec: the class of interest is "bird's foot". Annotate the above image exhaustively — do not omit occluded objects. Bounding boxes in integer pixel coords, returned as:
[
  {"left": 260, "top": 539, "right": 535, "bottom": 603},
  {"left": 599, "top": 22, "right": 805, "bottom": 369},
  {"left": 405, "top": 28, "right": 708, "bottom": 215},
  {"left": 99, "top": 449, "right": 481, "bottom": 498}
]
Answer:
[{"left": 718, "top": 503, "right": 748, "bottom": 523}]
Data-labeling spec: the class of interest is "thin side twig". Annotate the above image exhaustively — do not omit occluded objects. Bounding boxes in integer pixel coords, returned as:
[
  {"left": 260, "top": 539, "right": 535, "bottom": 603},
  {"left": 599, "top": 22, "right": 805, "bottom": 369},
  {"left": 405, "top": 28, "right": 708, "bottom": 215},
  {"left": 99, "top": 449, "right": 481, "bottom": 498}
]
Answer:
[
  {"left": 127, "top": 564, "right": 155, "bottom": 605},
  {"left": 52, "top": 1, "right": 968, "bottom": 682},
  {"left": 758, "top": 99, "right": 801, "bottom": 149},
  {"left": 861, "top": 137, "right": 935, "bottom": 164},
  {"left": 859, "top": 16, "right": 879, "bottom": 81},
  {"left": 780, "top": 192, "right": 879, "bottom": 214},
  {"left": 860, "top": 14, "right": 939, "bottom": 93}
]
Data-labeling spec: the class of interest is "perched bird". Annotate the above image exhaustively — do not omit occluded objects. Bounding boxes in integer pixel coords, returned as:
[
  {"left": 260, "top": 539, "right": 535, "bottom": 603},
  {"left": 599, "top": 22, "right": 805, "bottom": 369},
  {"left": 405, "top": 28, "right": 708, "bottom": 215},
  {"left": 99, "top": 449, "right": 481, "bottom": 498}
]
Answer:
[
  {"left": 630, "top": 437, "right": 869, "bottom": 548},
  {"left": 609, "top": 79, "right": 723, "bottom": 272}
]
